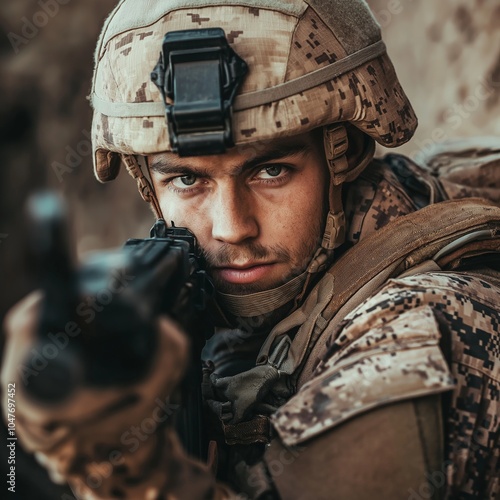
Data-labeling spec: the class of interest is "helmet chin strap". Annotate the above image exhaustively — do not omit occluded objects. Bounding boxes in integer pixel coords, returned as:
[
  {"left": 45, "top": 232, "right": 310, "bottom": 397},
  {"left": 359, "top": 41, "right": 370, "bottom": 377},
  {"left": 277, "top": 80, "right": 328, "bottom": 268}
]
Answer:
[
  {"left": 217, "top": 271, "right": 309, "bottom": 318},
  {"left": 293, "top": 124, "right": 377, "bottom": 307},
  {"left": 122, "top": 154, "right": 164, "bottom": 219}
]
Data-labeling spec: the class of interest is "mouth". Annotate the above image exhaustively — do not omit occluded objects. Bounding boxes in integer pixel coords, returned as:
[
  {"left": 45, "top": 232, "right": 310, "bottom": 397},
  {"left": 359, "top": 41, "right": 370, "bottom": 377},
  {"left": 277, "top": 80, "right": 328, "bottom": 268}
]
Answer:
[{"left": 212, "top": 262, "right": 277, "bottom": 285}]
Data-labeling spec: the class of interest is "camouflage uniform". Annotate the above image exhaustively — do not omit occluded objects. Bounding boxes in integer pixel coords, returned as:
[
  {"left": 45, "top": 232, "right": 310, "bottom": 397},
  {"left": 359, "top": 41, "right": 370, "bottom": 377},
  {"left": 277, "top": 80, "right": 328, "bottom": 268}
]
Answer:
[{"left": 201, "top": 151, "right": 500, "bottom": 499}]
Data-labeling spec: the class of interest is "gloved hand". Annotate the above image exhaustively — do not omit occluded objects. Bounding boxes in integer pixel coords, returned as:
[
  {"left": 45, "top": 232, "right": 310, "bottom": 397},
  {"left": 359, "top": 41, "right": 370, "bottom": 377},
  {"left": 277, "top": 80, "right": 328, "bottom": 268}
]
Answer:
[{"left": 1, "top": 292, "right": 232, "bottom": 499}]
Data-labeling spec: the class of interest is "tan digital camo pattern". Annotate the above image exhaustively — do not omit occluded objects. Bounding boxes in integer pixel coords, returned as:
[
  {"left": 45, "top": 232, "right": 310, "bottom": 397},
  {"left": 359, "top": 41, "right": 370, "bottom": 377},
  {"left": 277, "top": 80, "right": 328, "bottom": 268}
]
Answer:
[
  {"left": 272, "top": 303, "right": 455, "bottom": 443},
  {"left": 343, "top": 136, "right": 500, "bottom": 247},
  {"left": 91, "top": 1, "right": 417, "bottom": 180},
  {"left": 343, "top": 157, "right": 421, "bottom": 246},
  {"left": 273, "top": 269, "right": 500, "bottom": 498}
]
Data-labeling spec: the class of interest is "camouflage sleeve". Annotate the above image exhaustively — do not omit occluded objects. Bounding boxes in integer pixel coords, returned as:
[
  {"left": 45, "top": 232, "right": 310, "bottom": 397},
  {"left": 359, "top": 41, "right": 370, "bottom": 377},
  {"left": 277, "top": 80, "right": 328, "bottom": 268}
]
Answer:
[{"left": 272, "top": 270, "right": 500, "bottom": 499}]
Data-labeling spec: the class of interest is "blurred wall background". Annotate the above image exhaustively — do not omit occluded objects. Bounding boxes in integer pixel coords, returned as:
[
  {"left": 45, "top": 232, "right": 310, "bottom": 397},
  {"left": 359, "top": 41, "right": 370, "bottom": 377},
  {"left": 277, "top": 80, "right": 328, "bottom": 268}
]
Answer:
[
  {"left": 368, "top": 0, "right": 500, "bottom": 160},
  {"left": 0, "top": 0, "right": 499, "bottom": 498}
]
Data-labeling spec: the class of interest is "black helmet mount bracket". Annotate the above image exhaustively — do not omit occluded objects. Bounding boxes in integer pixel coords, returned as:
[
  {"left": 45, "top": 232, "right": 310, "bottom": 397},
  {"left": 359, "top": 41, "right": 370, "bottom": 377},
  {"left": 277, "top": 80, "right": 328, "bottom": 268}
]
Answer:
[{"left": 151, "top": 28, "right": 248, "bottom": 157}]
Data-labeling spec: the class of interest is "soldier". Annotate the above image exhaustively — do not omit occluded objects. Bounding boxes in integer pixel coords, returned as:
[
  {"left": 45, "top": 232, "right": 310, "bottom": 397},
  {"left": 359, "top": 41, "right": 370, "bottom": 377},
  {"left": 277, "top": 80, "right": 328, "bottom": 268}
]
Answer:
[{"left": 2, "top": 0, "right": 500, "bottom": 499}]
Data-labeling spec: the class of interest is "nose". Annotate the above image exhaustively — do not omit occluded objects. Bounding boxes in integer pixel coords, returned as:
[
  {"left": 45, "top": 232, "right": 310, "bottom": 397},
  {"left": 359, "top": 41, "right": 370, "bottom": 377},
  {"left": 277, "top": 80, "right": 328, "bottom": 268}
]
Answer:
[{"left": 210, "top": 185, "right": 259, "bottom": 244}]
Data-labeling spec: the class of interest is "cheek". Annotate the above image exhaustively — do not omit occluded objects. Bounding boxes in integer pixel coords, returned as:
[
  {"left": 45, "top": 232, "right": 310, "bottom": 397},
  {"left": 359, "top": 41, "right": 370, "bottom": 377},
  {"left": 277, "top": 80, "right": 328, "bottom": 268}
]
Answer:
[
  {"left": 158, "top": 195, "right": 181, "bottom": 223},
  {"left": 153, "top": 180, "right": 195, "bottom": 224},
  {"left": 281, "top": 172, "right": 326, "bottom": 228},
  {"left": 284, "top": 170, "right": 327, "bottom": 251},
  {"left": 261, "top": 184, "right": 324, "bottom": 266},
  {"left": 156, "top": 191, "right": 210, "bottom": 241}
]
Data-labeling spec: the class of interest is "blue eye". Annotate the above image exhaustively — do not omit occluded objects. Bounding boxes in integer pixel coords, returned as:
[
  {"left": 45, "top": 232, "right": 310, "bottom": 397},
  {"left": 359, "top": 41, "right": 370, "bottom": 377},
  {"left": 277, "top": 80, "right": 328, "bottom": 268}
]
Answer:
[
  {"left": 264, "top": 166, "right": 283, "bottom": 177},
  {"left": 172, "top": 175, "right": 197, "bottom": 188},
  {"left": 258, "top": 165, "right": 285, "bottom": 179}
]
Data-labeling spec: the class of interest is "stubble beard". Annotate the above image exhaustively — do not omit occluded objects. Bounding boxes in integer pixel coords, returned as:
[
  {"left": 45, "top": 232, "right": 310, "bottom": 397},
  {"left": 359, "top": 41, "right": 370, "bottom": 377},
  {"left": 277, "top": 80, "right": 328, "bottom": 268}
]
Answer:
[{"left": 202, "top": 220, "right": 323, "bottom": 295}]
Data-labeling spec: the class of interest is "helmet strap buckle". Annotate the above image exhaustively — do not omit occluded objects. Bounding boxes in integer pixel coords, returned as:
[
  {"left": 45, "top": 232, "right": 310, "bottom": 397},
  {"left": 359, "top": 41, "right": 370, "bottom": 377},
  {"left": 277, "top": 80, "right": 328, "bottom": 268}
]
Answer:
[
  {"left": 320, "top": 125, "right": 349, "bottom": 250},
  {"left": 322, "top": 208, "right": 346, "bottom": 250},
  {"left": 323, "top": 124, "right": 350, "bottom": 183}
]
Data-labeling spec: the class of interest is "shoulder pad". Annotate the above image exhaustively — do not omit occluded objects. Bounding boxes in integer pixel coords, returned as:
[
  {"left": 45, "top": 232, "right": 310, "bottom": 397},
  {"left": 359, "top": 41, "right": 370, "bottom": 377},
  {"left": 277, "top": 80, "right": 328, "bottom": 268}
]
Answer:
[{"left": 271, "top": 304, "right": 454, "bottom": 446}]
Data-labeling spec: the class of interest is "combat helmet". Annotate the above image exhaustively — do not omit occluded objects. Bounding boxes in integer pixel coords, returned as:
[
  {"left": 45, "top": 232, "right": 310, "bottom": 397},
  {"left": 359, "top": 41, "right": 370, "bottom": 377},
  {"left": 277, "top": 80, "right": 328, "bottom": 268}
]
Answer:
[{"left": 90, "top": 0, "right": 417, "bottom": 316}]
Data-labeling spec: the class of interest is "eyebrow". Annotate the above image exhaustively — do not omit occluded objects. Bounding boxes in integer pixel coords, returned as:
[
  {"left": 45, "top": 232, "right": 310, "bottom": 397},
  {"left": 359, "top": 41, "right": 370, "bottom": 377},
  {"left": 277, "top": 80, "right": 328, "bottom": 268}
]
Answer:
[{"left": 148, "top": 142, "right": 312, "bottom": 177}]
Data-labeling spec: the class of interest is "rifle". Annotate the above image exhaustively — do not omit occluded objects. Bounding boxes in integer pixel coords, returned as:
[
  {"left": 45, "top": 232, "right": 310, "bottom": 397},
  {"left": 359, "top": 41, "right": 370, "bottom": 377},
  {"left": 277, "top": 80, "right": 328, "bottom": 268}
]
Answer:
[{"left": 22, "top": 192, "right": 213, "bottom": 460}]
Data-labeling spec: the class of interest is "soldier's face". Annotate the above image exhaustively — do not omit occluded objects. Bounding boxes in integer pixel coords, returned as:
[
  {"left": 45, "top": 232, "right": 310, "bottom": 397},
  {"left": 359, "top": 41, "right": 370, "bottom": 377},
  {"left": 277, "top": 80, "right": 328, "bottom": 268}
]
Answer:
[{"left": 148, "top": 132, "right": 328, "bottom": 294}]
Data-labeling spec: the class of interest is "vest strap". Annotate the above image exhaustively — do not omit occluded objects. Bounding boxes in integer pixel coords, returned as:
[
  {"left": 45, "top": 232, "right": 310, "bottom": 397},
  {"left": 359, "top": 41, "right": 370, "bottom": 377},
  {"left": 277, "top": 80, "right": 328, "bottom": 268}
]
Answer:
[{"left": 223, "top": 415, "right": 272, "bottom": 445}]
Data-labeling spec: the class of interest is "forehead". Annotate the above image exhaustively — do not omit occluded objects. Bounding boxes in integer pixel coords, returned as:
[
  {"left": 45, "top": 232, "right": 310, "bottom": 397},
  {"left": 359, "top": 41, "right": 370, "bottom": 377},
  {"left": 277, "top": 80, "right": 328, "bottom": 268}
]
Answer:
[{"left": 148, "top": 131, "right": 321, "bottom": 173}]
